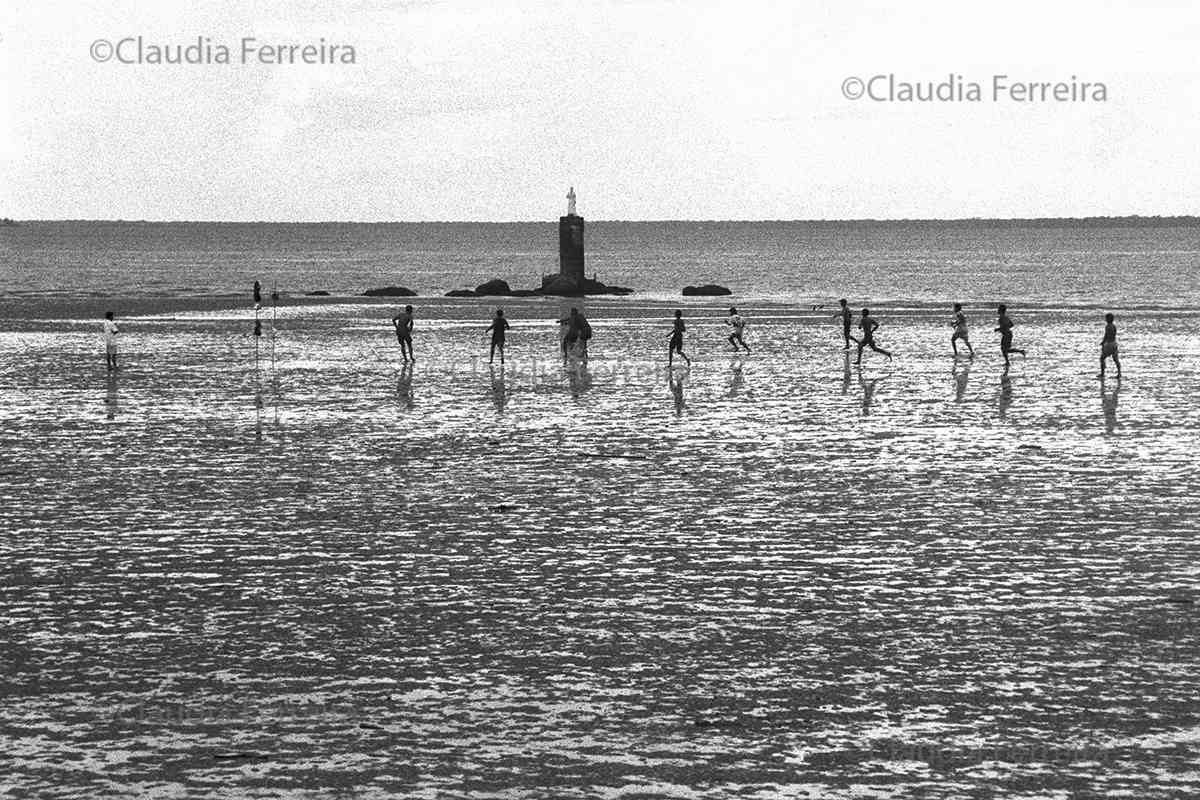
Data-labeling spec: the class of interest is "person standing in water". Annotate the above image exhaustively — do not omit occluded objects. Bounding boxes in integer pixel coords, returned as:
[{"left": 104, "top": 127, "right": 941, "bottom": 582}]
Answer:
[
  {"left": 854, "top": 308, "right": 892, "bottom": 365},
  {"left": 486, "top": 308, "right": 510, "bottom": 365},
  {"left": 668, "top": 310, "right": 691, "bottom": 366},
  {"left": 558, "top": 307, "right": 582, "bottom": 359},
  {"left": 835, "top": 299, "right": 853, "bottom": 349},
  {"left": 994, "top": 304, "right": 1025, "bottom": 367},
  {"left": 727, "top": 307, "right": 751, "bottom": 353},
  {"left": 391, "top": 305, "right": 415, "bottom": 362},
  {"left": 103, "top": 311, "right": 120, "bottom": 371},
  {"left": 951, "top": 303, "right": 974, "bottom": 358},
  {"left": 1100, "top": 312, "right": 1122, "bottom": 379}
]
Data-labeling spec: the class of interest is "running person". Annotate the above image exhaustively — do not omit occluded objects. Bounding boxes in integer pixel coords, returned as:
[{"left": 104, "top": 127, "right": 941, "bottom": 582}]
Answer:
[
  {"left": 727, "top": 307, "right": 750, "bottom": 353},
  {"left": 951, "top": 303, "right": 974, "bottom": 357},
  {"left": 1100, "top": 312, "right": 1122, "bottom": 378},
  {"left": 835, "top": 299, "right": 853, "bottom": 349},
  {"left": 391, "top": 305, "right": 415, "bottom": 362},
  {"left": 854, "top": 308, "right": 892, "bottom": 365},
  {"left": 668, "top": 310, "right": 691, "bottom": 366},
  {"left": 486, "top": 308, "right": 510, "bottom": 365},
  {"left": 994, "top": 304, "right": 1025, "bottom": 367}
]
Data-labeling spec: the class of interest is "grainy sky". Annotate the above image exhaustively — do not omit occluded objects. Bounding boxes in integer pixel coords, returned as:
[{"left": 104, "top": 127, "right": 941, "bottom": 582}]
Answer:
[{"left": 1, "top": 0, "right": 1197, "bottom": 220}]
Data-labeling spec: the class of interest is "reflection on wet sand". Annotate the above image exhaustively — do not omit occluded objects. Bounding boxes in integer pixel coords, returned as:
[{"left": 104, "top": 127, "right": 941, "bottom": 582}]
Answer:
[
  {"left": 490, "top": 365, "right": 508, "bottom": 412},
  {"left": 999, "top": 369, "right": 1013, "bottom": 419},
  {"left": 727, "top": 358, "right": 746, "bottom": 399},
  {"left": 859, "top": 372, "right": 884, "bottom": 416},
  {"left": 1102, "top": 377, "right": 1120, "bottom": 434},
  {"left": 567, "top": 363, "right": 592, "bottom": 399},
  {"left": 5, "top": 302, "right": 1200, "bottom": 799},
  {"left": 254, "top": 385, "right": 264, "bottom": 442},
  {"left": 104, "top": 373, "right": 119, "bottom": 419},
  {"left": 954, "top": 364, "right": 970, "bottom": 403},
  {"left": 841, "top": 351, "right": 852, "bottom": 395},
  {"left": 669, "top": 368, "right": 687, "bottom": 415},
  {"left": 397, "top": 362, "right": 414, "bottom": 409}
]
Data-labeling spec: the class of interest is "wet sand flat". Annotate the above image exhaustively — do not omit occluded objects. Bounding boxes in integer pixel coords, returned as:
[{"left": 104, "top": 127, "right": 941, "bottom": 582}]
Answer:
[{"left": 2, "top": 299, "right": 1199, "bottom": 798}]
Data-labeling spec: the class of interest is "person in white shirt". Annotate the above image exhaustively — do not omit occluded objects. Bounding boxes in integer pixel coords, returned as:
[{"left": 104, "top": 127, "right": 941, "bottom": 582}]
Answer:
[
  {"left": 103, "top": 311, "right": 120, "bottom": 371},
  {"left": 726, "top": 307, "right": 751, "bottom": 353}
]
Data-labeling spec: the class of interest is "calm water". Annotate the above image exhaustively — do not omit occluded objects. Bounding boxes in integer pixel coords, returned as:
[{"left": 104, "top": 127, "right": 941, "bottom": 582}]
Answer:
[
  {"left": 2, "top": 219, "right": 1200, "bottom": 306},
  {"left": 2, "top": 295, "right": 1200, "bottom": 797}
]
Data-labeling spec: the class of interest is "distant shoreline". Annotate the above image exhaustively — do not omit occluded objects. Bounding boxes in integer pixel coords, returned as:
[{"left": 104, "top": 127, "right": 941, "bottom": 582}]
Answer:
[
  {"left": 4, "top": 216, "right": 1200, "bottom": 226},
  {"left": 3, "top": 294, "right": 1199, "bottom": 322}
]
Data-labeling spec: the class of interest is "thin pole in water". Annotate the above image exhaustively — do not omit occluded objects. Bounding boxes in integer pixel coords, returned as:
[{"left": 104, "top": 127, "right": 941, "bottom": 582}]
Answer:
[{"left": 270, "top": 284, "right": 278, "bottom": 371}]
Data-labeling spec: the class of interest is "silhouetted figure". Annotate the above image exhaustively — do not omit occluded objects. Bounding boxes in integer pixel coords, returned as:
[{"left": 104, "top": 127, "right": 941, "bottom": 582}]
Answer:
[
  {"left": 1100, "top": 313, "right": 1122, "bottom": 378},
  {"left": 490, "top": 365, "right": 508, "bottom": 412},
  {"left": 835, "top": 299, "right": 853, "bottom": 349},
  {"left": 854, "top": 308, "right": 892, "bottom": 365},
  {"left": 392, "top": 305, "right": 415, "bottom": 362},
  {"left": 486, "top": 308, "right": 510, "bottom": 364},
  {"left": 668, "top": 310, "right": 691, "bottom": 366},
  {"left": 951, "top": 303, "right": 974, "bottom": 357},
  {"left": 103, "top": 311, "right": 119, "bottom": 371},
  {"left": 727, "top": 307, "right": 751, "bottom": 352},
  {"left": 558, "top": 307, "right": 589, "bottom": 360},
  {"left": 995, "top": 304, "right": 1025, "bottom": 366},
  {"left": 954, "top": 364, "right": 970, "bottom": 403},
  {"left": 577, "top": 312, "right": 592, "bottom": 362},
  {"left": 1102, "top": 377, "right": 1120, "bottom": 434}
]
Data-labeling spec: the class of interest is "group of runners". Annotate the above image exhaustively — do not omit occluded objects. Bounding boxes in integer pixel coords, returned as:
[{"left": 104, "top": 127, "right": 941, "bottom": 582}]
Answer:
[
  {"left": 97, "top": 301, "right": 1124, "bottom": 380},
  {"left": 448, "top": 301, "right": 1120, "bottom": 378}
]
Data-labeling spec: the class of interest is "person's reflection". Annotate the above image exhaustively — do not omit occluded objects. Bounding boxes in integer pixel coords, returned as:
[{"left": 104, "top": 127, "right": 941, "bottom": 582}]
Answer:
[
  {"left": 841, "top": 351, "right": 852, "bottom": 395},
  {"left": 490, "top": 365, "right": 508, "bottom": 412},
  {"left": 567, "top": 362, "right": 592, "bottom": 399},
  {"left": 397, "top": 361, "right": 414, "bottom": 410},
  {"left": 104, "top": 372, "right": 119, "bottom": 420},
  {"left": 859, "top": 372, "right": 884, "bottom": 416},
  {"left": 670, "top": 370, "right": 687, "bottom": 416},
  {"left": 953, "top": 364, "right": 970, "bottom": 404},
  {"left": 728, "top": 358, "right": 746, "bottom": 399},
  {"left": 1101, "top": 376, "right": 1120, "bottom": 434},
  {"left": 998, "top": 368, "right": 1013, "bottom": 419},
  {"left": 254, "top": 388, "right": 264, "bottom": 442}
]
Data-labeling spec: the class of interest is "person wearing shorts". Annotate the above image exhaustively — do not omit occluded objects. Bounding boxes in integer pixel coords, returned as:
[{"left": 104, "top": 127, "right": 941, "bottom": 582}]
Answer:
[
  {"left": 668, "top": 310, "right": 691, "bottom": 366},
  {"left": 392, "top": 305, "right": 415, "bottom": 362},
  {"left": 103, "top": 311, "right": 119, "bottom": 371},
  {"left": 1100, "top": 312, "right": 1121, "bottom": 378},
  {"left": 951, "top": 303, "right": 974, "bottom": 357},
  {"left": 854, "top": 308, "right": 892, "bottom": 365},
  {"left": 486, "top": 308, "right": 510, "bottom": 365},
  {"left": 994, "top": 304, "right": 1025, "bottom": 367}
]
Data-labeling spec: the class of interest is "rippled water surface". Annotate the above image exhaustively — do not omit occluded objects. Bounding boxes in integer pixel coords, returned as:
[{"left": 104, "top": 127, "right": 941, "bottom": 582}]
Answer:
[{"left": 3, "top": 299, "right": 1200, "bottom": 798}]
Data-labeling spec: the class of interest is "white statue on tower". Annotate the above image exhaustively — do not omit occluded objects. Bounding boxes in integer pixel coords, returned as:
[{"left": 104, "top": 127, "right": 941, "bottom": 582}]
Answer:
[{"left": 567, "top": 186, "right": 577, "bottom": 216}]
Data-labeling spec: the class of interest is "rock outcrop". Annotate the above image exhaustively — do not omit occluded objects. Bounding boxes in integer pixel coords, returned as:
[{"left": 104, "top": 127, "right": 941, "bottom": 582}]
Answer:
[
  {"left": 682, "top": 284, "right": 732, "bottom": 296},
  {"left": 363, "top": 286, "right": 417, "bottom": 297}
]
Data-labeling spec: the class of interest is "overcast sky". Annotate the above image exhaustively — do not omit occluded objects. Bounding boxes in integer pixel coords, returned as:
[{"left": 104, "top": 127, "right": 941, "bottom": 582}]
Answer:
[{"left": 1, "top": 0, "right": 1198, "bottom": 221}]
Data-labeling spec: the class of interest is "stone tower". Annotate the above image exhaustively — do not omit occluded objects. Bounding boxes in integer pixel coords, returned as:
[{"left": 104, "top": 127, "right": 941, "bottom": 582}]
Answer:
[{"left": 558, "top": 186, "right": 584, "bottom": 282}]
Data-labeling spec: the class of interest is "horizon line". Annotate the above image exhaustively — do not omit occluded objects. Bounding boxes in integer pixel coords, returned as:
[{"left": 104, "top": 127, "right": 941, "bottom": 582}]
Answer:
[{"left": 4, "top": 214, "right": 1200, "bottom": 225}]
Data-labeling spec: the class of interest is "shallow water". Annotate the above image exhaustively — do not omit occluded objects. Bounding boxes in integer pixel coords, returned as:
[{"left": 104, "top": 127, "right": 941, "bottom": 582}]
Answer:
[{"left": 2, "top": 299, "right": 1200, "bottom": 798}]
